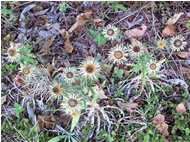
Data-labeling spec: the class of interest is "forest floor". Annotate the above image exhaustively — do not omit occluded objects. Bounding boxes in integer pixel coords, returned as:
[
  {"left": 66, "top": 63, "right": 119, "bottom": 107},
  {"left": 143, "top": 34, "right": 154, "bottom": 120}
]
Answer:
[{"left": 1, "top": 1, "right": 190, "bottom": 142}]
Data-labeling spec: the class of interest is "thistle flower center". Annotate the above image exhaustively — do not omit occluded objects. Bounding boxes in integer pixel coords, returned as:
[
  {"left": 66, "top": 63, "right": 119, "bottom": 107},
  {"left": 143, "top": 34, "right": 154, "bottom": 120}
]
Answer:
[
  {"left": 66, "top": 72, "right": 74, "bottom": 78},
  {"left": 149, "top": 63, "right": 157, "bottom": 70},
  {"left": 133, "top": 46, "right": 141, "bottom": 53},
  {"left": 53, "top": 86, "right": 61, "bottom": 94},
  {"left": 107, "top": 29, "right": 114, "bottom": 36},
  {"left": 23, "top": 67, "right": 30, "bottom": 75},
  {"left": 85, "top": 64, "right": 95, "bottom": 74},
  {"left": 174, "top": 39, "right": 182, "bottom": 47},
  {"left": 8, "top": 49, "right": 17, "bottom": 57},
  {"left": 114, "top": 51, "right": 123, "bottom": 59},
  {"left": 68, "top": 99, "right": 78, "bottom": 107},
  {"left": 158, "top": 41, "right": 166, "bottom": 48}
]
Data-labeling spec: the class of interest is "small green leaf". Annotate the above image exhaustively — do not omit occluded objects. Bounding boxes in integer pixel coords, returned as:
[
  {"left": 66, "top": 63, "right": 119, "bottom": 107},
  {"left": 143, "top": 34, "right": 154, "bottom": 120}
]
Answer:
[
  {"left": 59, "top": 2, "right": 67, "bottom": 12},
  {"left": 186, "top": 20, "right": 190, "bottom": 28},
  {"left": 48, "top": 136, "right": 65, "bottom": 142},
  {"left": 70, "top": 112, "right": 80, "bottom": 132},
  {"left": 14, "top": 103, "right": 24, "bottom": 117},
  {"left": 1, "top": 7, "right": 13, "bottom": 15},
  {"left": 113, "top": 67, "right": 124, "bottom": 78},
  {"left": 185, "top": 128, "right": 190, "bottom": 136},
  {"left": 143, "top": 133, "right": 150, "bottom": 142},
  {"left": 113, "top": 4, "right": 126, "bottom": 11}
]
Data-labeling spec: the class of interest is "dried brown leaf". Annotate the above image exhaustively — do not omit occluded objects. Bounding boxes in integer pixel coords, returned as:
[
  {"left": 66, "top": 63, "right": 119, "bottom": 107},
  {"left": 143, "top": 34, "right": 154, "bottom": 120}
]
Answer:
[
  {"left": 156, "top": 123, "right": 169, "bottom": 136},
  {"left": 117, "top": 101, "right": 138, "bottom": 113},
  {"left": 68, "top": 10, "right": 93, "bottom": 33},
  {"left": 152, "top": 114, "right": 169, "bottom": 136},
  {"left": 39, "top": 36, "right": 56, "bottom": 56},
  {"left": 125, "top": 24, "right": 147, "bottom": 39},
  {"left": 93, "top": 18, "right": 105, "bottom": 26},
  {"left": 37, "top": 115, "right": 56, "bottom": 131},
  {"left": 162, "top": 24, "right": 176, "bottom": 37},
  {"left": 64, "top": 38, "right": 74, "bottom": 53},
  {"left": 152, "top": 113, "right": 165, "bottom": 124},
  {"left": 13, "top": 75, "right": 25, "bottom": 85},
  {"left": 43, "top": 36, "right": 56, "bottom": 49},
  {"left": 1, "top": 95, "right": 7, "bottom": 105},
  {"left": 176, "top": 51, "right": 190, "bottom": 58},
  {"left": 59, "top": 29, "right": 70, "bottom": 39},
  {"left": 166, "top": 12, "right": 184, "bottom": 25}
]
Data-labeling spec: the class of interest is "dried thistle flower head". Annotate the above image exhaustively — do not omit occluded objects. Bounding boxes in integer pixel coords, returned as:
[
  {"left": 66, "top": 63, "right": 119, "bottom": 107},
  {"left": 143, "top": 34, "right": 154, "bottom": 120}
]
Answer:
[
  {"left": 170, "top": 35, "right": 187, "bottom": 51},
  {"left": 48, "top": 81, "right": 65, "bottom": 99},
  {"left": 5, "top": 42, "right": 22, "bottom": 63},
  {"left": 146, "top": 60, "right": 161, "bottom": 75},
  {"left": 19, "top": 64, "right": 38, "bottom": 80},
  {"left": 129, "top": 40, "right": 145, "bottom": 57},
  {"left": 60, "top": 94, "right": 83, "bottom": 115},
  {"left": 79, "top": 57, "right": 101, "bottom": 80},
  {"left": 61, "top": 67, "right": 78, "bottom": 84},
  {"left": 102, "top": 24, "right": 119, "bottom": 41},
  {"left": 108, "top": 44, "right": 128, "bottom": 64}
]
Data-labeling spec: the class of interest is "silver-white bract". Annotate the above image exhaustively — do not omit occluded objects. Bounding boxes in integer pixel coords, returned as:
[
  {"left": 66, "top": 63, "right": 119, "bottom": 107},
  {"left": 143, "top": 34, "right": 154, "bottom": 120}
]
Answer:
[
  {"left": 108, "top": 44, "right": 128, "bottom": 64},
  {"left": 5, "top": 42, "right": 22, "bottom": 63},
  {"left": 60, "top": 94, "right": 83, "bottom": 115},
  {"left": 79, "top": 57, "right": 101, "bottom": 80},
  {"left": 170, "top": 35, "right": 187, "bottom": 51},
  {"left": 102, "top": 25, "right": 119, "bottom": 41}
]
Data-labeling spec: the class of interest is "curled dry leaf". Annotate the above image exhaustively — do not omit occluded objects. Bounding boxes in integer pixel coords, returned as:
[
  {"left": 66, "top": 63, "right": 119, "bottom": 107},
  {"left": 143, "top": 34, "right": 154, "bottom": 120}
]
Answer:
[
  {"left": 156, "top": 123, "right": 169, "bottom": 136},
  {"left": 124, "top": 65, "right": 130, "bottom": 76},
  {"left": 117, "top": 101, "right": 138, "bottom": 113},
  {"left": 176, "top": 51, "right": 190, "bottom": 58},
  {"left": 125, "top": 24, "right": 147, "bottom": 39},
  {"left": 162, "top": 24, "right": 176, "bottom": 37},
  {"left": 176, "top": 103, "right": 186, "bottom": 114},
  {"left": 64, "top": 38, "right": 74, "bottom": 53},
  {"left": 68, "top": 10, "right": 93, "bottom": 33},
  {"left": 58, "top": 29, "right": 74, "bottom": 53},
  {"left": 1, "top": 95, "right": 7, "bottom": 105},
  {"left": 37, "top": 115, "right": 71, "bottom": 132},
  {"left": 39, "top": 36, "right": 56, "bottom": 56},
  {"left": 152, "top": 114, "right": 169, "bottom": 136},
  {"left": 166, "top": 12, "right": 184, "bottom": 25},
  {"left": 13, "top": 75, "right": 25, "bottom": 85},
  {"left": 181, "top": 67, "right": 190, "bottom": 80},
  {"left": 59, "top": 29, "right": 70, "bottom": 39},
  {"left": 93, "top": 18, "right": 105, "bottom": 26},
  {"left": 152, "top": 113, "right": 165, "bottom": 124},
  {"left": 37, "top": 115, "right": 56, "bottom": 131}
]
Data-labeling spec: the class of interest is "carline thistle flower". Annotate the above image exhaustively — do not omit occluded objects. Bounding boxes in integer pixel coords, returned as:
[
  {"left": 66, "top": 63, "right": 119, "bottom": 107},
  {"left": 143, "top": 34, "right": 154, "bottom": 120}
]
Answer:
[{"left": 79, "top": 57, "right": 101, "bottom": 80}]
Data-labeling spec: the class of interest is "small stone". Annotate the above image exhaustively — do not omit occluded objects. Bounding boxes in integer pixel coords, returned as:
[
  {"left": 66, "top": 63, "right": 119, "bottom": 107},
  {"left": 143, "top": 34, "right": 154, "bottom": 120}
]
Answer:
[{"left": 176, "top": 103, "right": 186, "bottom": 114}]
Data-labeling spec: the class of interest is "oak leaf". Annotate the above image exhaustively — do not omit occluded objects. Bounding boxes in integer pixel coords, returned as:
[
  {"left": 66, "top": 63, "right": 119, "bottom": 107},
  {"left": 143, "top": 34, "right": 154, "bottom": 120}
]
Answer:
[
  {"left": 125, "top": 24, "right": 147, "bottom": 39},
  {"left": 64, "top": 37, "right": 74, "bottom": 53},
  {"left": 162, "top": 24, "right": 176, "bottom": 37},
  {"left": 176, "top": 51, "right": 190, "bottom": 58},
  {"left": 166, "top": 12, "right": 184, "bottom": 25},
  {"left": 68, "top": 10, "right": 93, "bottom": 33}
]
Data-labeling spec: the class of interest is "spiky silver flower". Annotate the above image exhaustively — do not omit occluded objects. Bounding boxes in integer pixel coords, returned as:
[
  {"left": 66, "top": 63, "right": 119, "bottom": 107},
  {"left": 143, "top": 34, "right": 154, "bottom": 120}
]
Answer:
[
  {"left": 61, "top": 94, "right": 83, "bottom": 115},
  {"left": 102, "top": 24, "right": 119, "bottom": 41},
  {"left": 79, "top": 57, "right": 101, "bottom": 80},
  {"left": 108, "top": 44, "right": 128, "bottom": 64},
  {"left": 62, "top": 67, "right": 78, "bottom": 84},
  {"left": 5, "top": 42, "right": 22, "bottom": 63},
  {"left": 170, "top": 35, "right": 187, "bottom": 51}
]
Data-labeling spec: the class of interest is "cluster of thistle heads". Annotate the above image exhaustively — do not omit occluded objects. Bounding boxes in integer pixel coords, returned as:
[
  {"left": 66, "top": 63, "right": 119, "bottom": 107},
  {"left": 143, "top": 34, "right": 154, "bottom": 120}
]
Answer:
[{"left": 4, "top": 24, "right": 188, "bottom": 118}]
